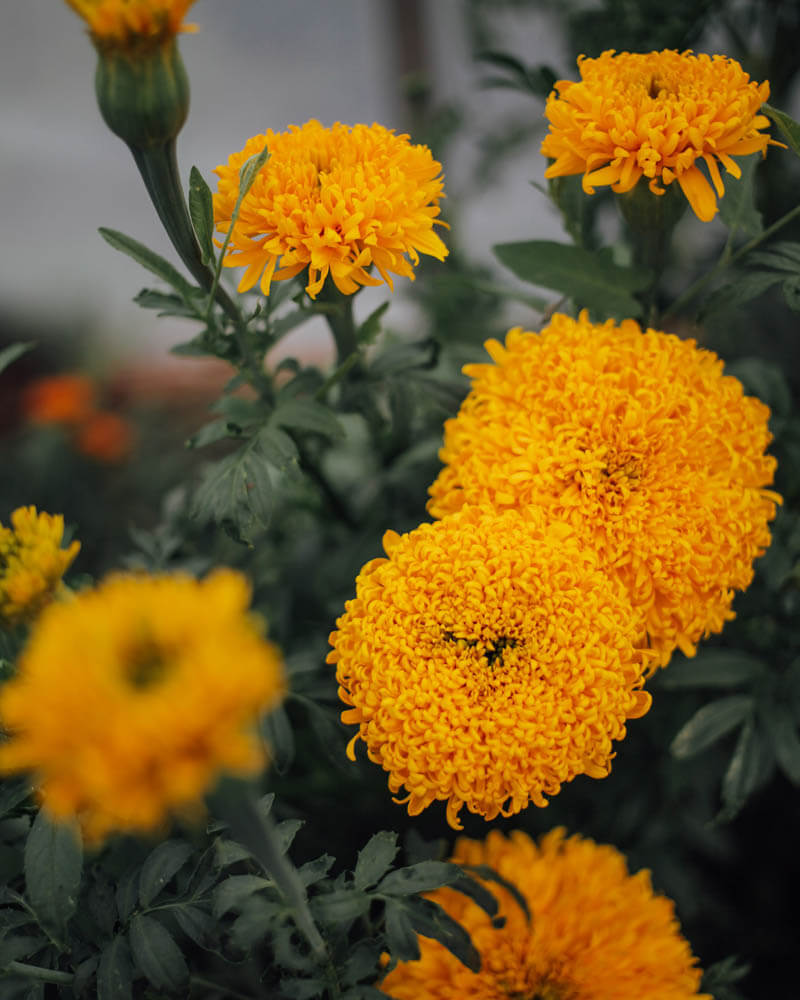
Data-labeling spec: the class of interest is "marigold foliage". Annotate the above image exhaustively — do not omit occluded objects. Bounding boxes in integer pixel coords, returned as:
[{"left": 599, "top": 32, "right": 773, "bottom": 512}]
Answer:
[
  {"left": 541, "top": 49, "right": 777, "bottom": 222},
  {"left": 63, "top": 0, "right": 197, "bottom": 47},
  {"left": 381, "top": 828, "right": 710, "bottom": 1000},
  {"left": 0, "top": 570, "right": 284, "bottom": 843},
  {"left": 428, "top": 312, "right": 779, "bottom": 668},
  {"left": 328, "top": 507, "right": 651, "bottom": 830},
  {"left": 0, "top": 507, "right": 80, "bottom": 627},
  {"left": 213, "top": 120, "right": 448, "bottom": 299}
]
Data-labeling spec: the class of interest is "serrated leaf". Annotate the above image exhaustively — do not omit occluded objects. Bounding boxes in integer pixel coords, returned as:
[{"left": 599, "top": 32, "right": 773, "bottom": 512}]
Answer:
[
  {"left": 718, "top": 154, "right": 762, "bottom": 237},
  {"left": 214, "top": 838, "right": 252, "bottom": 868},
  {"left": 383, "top": 901, "right": 420, "bottom": 963},
  {"left": 133, "top": 288, "right": 199, "bottom": 318},
  {"left": 129, "top": 914, "right": 188, "bottom": 991},
  {"left": 670, "top": 696, "right": 753, "bottom": 759},
  {"left": 138, "top": 840, "right": 193, "bottom": 908},
  {"left": 23, "top": 810, "right": 82, "bottom": 939},
  {"left": 311, "top": 889, "right": 372, "bottom": 924},
  {"left": 115, "top": 870, "right": 140, "bottom": 923},
  {"left": 354, "top": 832, "right": 399, "bottom": 891},
  {"left": 769, "top": 701, "right": 800, "bottom": 784},
  {"left": 763, "top": 104, "right": 800, "bottom": 158},
  {"left": 191, "top": 444, "right": 273, "bottom": 542},
  {"left": 272, "top": 398, "right": 345, "bottom": 440},
  {"left": 341, "top": 938, "right": 384, "bottom": 986},
  {"left": 297, "top": 854, "right": 335, "bottom": 888},
  {"left": 276, "top": 818, "right": 305, "bottom": 855},
  {"left": 260, "top": 704, "right": 295, "bottom": 775},
  {"left": 213, "top": 874, "right": 273, "bottom": 918},
  {"left": 378, "top": 861, "right": 457, "bottom": 896},
  {"left": 719, "top": 717, "right": 772, "bottom": 820},
  {"left": 493, "top": 240, "right": 650, "bottom": 319},
  {"left": 0, "top": 342, "right": 34, "bottom": 375},
  {"left": 255, "top": 425, "right": 300, "bottom": 470},
  {"left": 401, "top": 895, "right": 480, "bottom": 972},
  {"left": 656, "top": 651, "right": 767, "bottom": 690},
  {"left": 187, "top": 418, "right": 234, "bottom": 449},
  {"left": 172, "top": 903, "right": 217, "bottom": 949},
  {"left": 98, "top": 228, "right": 195, "bottom": 301},
  {"left": 189, "top": 166, "right": 216, "bottom": 267},
  {"left": 97, "top": 935, "right": 133, "bottom": 1000},
  {"left": 702, "top": 271, "right": 783, "bottom": 316},
  {"left": 357, "top": 301, "right": 390, "bottom": 346},
  {"left": 369, "top": 339, "right": 437, "bottom": 379}
]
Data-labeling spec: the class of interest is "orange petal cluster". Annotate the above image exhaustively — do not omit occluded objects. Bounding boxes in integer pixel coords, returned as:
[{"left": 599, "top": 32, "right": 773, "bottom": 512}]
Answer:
[
  {"left": 213, "top": 120, "right": 448, "bottom": 300},
  {"left": 328, "top": 507, "right": 651, "bottom": 829},
  {"left": 63, "top": 0, "right": 197, "bottom": 46},
  {"left": 541, "top": 49, "right": 777, "bottom": 221},
  {"left": 381, "top": 828, "right": 710, "bottom": 1000},
  {"left": 428, "top": 311, "right": 780, "bottom": 668}
]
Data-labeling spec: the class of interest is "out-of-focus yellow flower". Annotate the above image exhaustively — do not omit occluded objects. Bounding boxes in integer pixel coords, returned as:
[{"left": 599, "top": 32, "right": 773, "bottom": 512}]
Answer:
[
  {"left": 428, "top": 312, "right": 780, "bottom": 668},
  {"left": 328, "top": 507, "right": 651, "bottom": 830},
  {"left": 541, "top": 49, "right": 779, "bottom": 222},
  {"left": 213, "top": 120, "right": 448, "bottom": 299},
  {"left": 0, "top": 508, "right": 80, "bottom": 627},
  {"left": 63, "top": 0, "right": 197, "bottom": 48},
  {"left": 381, "top": 828, "right": 710, "bottom": 1000},
  {"left": 0, "top": 570, "right": 285, "bottom": 843}
]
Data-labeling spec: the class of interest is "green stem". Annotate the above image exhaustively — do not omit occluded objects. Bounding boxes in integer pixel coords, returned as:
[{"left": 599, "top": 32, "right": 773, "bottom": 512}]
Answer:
[
  {"left": 5, "top": 962, "right": 74, "bottom": 986},
  {"left": 663, "top": 201, "right": 800, "bottom": 323},
  {"left": 315, "top": 287, "right": 358, "bottom": 366},
  {"left": 130, "top": 142, "right": 240, "bottom": 323}
]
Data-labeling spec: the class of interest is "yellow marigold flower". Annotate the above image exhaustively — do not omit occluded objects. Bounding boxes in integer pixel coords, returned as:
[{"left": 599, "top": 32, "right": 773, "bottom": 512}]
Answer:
[
  {"left": 541, "top": 49, "right": 778, "bottom": 222},
  {"left": 381, "top": 828, "right": 710, "bottom": 1000},
  {"left": 328, "top": 507, "right": 651, "bottom": 830},
  {"left": 0, "top": 507, "right": 80, "bottom": 627},
  {"left": 0, "top": 570, "right": 284, "bottom": 843},
  {"left": 428, "top": 312, "right": 780, "bottom": 668},
  {"left": 64, "top": 0, "right": 197, "bottom": 48},
  {"left": 213, "top": 120, "right": 448, "bottom": 299}
]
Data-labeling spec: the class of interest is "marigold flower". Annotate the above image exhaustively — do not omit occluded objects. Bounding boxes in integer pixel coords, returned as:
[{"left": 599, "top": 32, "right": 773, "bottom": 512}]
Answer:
[
  {"left": 541, "top": 49, "right": 778, "bottom": 222},
  {"left": 328, "top": 507, "right": 651, "bottom": 830},
  {"left": 428, "top": 312, "right": 780, "bottom": 668},
  {"left": 0, "top": 570, "right": 284, "bottom": 843},
  {"left": 75, "top": 411, "right": 134, "bottom": 463},
  {"left": 381, "top": 828, "right": 710, "bottom": 1000},
  {"left": 213, "top": 120, "right": 448, "bottom": 300},
  {"left": 22, "top": 375, "right": 96, "bottom": 426},
  {"left": 0, "top": 507, "right": 80, "bottom": 627},
  {"left": 64, "top": 0, "right": 197, "bottom": 48}
]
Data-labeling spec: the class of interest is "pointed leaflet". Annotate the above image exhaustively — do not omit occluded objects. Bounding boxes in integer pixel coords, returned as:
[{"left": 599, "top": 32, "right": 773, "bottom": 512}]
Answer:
[
  {"left": 189, "top": 166, "right": 216, "bottom": 267},
  {"left": 138, "top": 840, "right": 193, "bottom": 907},
  {"left": 98, "top": 228, "right": 197, "bottom": 304},
  {"left": 718, "top": 154, "right": 763, "bottom": 238},
  {"left": 353, "top": 831, "right": 399, "bottom": 891},
  {"left": 670, "top": 696, "right": 753, "bottom": 759},
  {"left": 23, "top": 810, "right": 82, "bottom": 940},
  {"left": 655, "top": 650, "right": 767, "bottom": 690},
  {"left": 763, "top": 104, "right": 800, "bottom": 158},
  {"left": 0, "top": 342, "right": 34, "bottom": 375},
  {"left": 97, "top": 935, "right": 133, "bottom": 1000},
  {"left": 129, "top": 913, "right": 189, "bottom": 991},
  {"left": 719, "top": 717, "right": 773, "bottom": 821}
]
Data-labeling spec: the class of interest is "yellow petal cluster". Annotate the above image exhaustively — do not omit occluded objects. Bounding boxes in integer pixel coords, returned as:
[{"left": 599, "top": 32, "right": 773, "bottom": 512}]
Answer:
[
  {"left": 0, "top": 507, "right": 80, "bottom": 627},
  {"left": 64, "top": 0, "right": 197, "bottom": 47},
  {"left": 381, "top": 828, "right": 710, "bottom": 1000},
  {"left": 0, "top": 570, "right": 284, "bottom": 843},
  {"left": 213, "top": 120, "right": 448, "bottom": 300},
  {"left": 328, "top": 507, "right": 651, "bottom": 830},
  {"left": 541, "top": 49, "right": 777, "bottom": 222},
  {"left": 428, "top": 312, "right": 779, "bottom": 668}
]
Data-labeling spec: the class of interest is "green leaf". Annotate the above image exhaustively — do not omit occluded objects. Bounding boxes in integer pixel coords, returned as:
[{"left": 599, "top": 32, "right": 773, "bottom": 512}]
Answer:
[
  {"left": 98, "top": 228, "right": 196, "bottom": 302},
  {"left": 0, "top": 779, "right": 32, "bottom": 818},
  {"left": 378, "top": 861, "right": 458, "bottom": 896},
  {"left": 254, "top": 425, "right": 300, "bottom": 472},
  {"left": 272, "top": 398, "right": 345, "bottom": 440},
  {"left": 237, "top": 146, "right": 270, "bottom": 208},
  {"left": 719, "top": 717, "right": 773, "bottom": 820},
  {"left": 400, "top": 895, "right": 480, "bottom": 972},
  {"left": 187, "top": 418, "right": 235, "bottom": 449},
  {"left": 782, "top": 276, "right": 800, "bottom": 311},
  {"left": 23, "top": 810, "right": 82, "bottom": 940},
  {"left": 725, "top": 357, "right": 792, "bottom": 418},
  {"left": 463, "top": 864, "right": 530, "bottom": 921},
  {"left": 172, "top": 903, "right": 217, "bottom": 949},
  {"left": 340, "top": 938, "right": 384, "bottom": 986},
  {"left": 357, "top": 301, "right": 390, "bottom": 346},
  {"left": 133, "top": 288, "right": 199, "bottom": 318},
  {"left": 129, "top": 914, "right": 188, "bottom": 991},
  {"left": 114, "top": 870, "right": 140, "bottom": 923},
  {"left": 763, "top": 104, "right": 800, "bottom": 158},
  {"left": 493, "top": 240, "right": 650, "bottom": 319},
  {"left": 191, "top": 444, "right": 273, "bottom": 542},
  {"left": 353, "top": 832, "right": 399, "bottom": 891},
  {"left": 769, "top": 702, "right": 800, "bottom": 785},
  {"left": 97, "top": 935, "right": 133, "bottom": 1000},
  {"left": 655, "top": 650, "right": 767, "bottom": 690},
  {"left": 383, "top": 901, "right": 420, "bottom": 963},
  {"left": 261, "top": 704, "right": 295, "bottom": 775},
  {"left": 213, "top": 874, "right": 273, "bottom": 919},
  {"left": 280, "top": 978, "right": 330, "bottom": 999},
  {"left": 189, "top": 166, "right": 216, "bottom": 267},
  {"left": 670, "top": 696, "right": 753, "bottom": 759},
  {"left": 701, "top": 270, "right": 784, "bottom": 316},
  {"left": 138, "top": 840, "right": 193, "bottom": 908},
  {"left": 718, "top": 154, "right": 763, "bottom": 238},
  {"left": 0, "top": 342, "right": 34, "bottom": 375},
  {"left": 311, "top": 889, "right": 372, "bottom": 925}
]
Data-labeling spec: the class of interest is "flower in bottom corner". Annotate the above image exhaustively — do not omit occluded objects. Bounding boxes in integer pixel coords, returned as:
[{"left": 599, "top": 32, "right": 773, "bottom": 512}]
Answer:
[
  {"left": 327, "top": 507, "right": 652, "bottom": 830},
  {"left": 0, "top": 507, "right": 80, "bottom": 627},
  {"left": 380, "top": 828, "right": 710, "bottom": 1000},
  {"left": 0, "top": 570, "right": 285, "bottom": 843}
]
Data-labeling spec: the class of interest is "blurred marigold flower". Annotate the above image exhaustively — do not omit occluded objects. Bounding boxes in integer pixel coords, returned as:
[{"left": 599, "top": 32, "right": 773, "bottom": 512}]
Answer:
[
  {"left": 0, "top": 570, "right": 284, "bottom": 843},
  {"left": 541, "top": 49, "right": 779, "bottom": 222},
  {"left": 428, "top": 312, "right": 780, "bottom": 668},
  {"left": 381, "top": 828, "right": 710, "bottom": 1000},
  {"left": 328, "top": 507, "right": 651, "bottom": 830},
  {"left": 0, "top": 507, "right": 80, "bottom": 627},
  {"left": 63, "top": 0, "right": 197, "bottom": 48},
  {"left": 75, "top": 410, "right": 134, "bottom": 463},
  {"left": 22, "top": 375, "right": 96, "bottom": 426},
  {"left": 213, "top": 120, "right": 448, "bottom": 299}
]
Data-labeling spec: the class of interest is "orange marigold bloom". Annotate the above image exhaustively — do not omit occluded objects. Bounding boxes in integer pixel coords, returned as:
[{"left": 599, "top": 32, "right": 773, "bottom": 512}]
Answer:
[
  {"left": 76, "top": 410, "right": 134, "bottom": 463},
  {"left": 0, "top": 507, "right": 80, "bottom": 627},
  {"left": 213, "top": 120, "right": 448, "bottom": 300},
  {"left": 22, "top": 375, "right": 96, "bottom": 426},
  {"left": 428, "top": 312, "right": 780, "bottom": 668},
  {"left": 328, "top": 507, "right": 651, "bottom": 830},
  {"left": 0, "top": 570, "right": 284, "bottom": 843},
  {"left": 381, "top": 828, "right": 710, "bottom": 1000},
  {"left": 63, "top": 0, "right": 197, "bottom": 47},
  {"left": 541, "top": 49, "right": 778, "bottom": 222}
]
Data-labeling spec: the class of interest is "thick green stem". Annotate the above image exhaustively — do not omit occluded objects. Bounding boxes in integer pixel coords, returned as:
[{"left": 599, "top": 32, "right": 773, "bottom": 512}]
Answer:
[
  {"left": 315, "top": 285, "right": 359, "bottom": 366},
  {"left": 131, "top": 142, "right": 240, "bottom": 323},
  {"left": 5, "top": 962, "right": 74, "bottom": 986}
]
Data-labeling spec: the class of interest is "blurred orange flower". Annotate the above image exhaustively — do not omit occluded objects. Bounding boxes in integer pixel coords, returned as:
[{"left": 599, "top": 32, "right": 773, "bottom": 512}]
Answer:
[
  {"left": 76, "top": 411, "right": 134, "bottom": 463},
  {"left": 22, "top": 375, "right": 95, "bottom": 426}
]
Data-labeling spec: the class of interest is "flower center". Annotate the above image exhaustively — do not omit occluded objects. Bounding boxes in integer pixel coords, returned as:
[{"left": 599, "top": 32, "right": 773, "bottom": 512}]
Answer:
[
  {"left": 125, "top": 638, "right": 170, "bottom": 689},
  {"left": 442, "top": 629, "right": 519, "bottom": 668}
]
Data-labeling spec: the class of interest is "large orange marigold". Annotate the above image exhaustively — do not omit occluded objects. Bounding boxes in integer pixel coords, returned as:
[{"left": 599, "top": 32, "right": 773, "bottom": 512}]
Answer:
[
  {"left": 541, "top": 49, "right": 778, "bottom": 222},
  {"left": 381, "top": 828, "right": 709, "bottom": 1000},
  {"left": 328, "top": 507, "right": 651, "bottom": 830},
  {"left": 428, "top": 312, "right": 779, "bottom": 668}
]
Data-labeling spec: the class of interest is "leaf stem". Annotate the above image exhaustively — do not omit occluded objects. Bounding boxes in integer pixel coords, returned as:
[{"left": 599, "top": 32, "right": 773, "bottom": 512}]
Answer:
[{"left": 5, "top": 961, "right": 74, "bottom": 985}]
